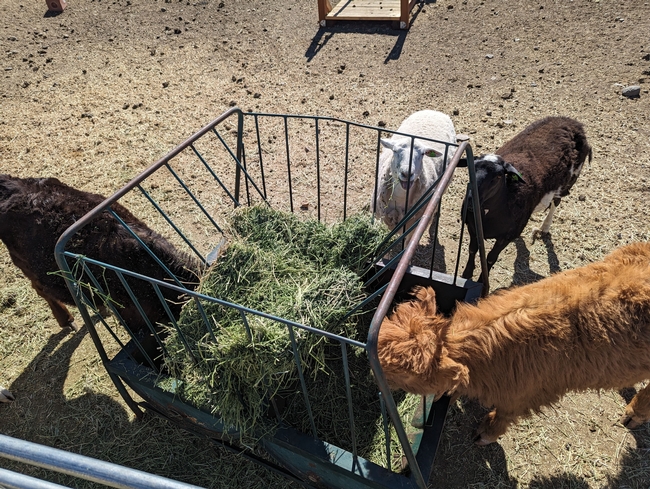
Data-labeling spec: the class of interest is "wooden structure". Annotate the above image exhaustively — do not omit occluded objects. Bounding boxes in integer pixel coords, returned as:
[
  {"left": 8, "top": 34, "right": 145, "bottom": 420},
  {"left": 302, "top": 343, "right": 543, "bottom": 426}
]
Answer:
[
  {"left": 46, "top": 0, "right": 67, "bottom": 11},
  {"left": 318, "top": 0, "right": 418, "bottom": 29}
]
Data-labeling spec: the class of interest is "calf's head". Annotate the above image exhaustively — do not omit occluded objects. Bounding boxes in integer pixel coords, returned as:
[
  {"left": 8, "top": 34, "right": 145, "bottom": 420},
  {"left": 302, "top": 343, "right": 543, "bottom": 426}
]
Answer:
[
  {"left": 377, "top": 286, "right": 468, "bottom": 397},
  {"left": 380, "top": 138, "right": 443, "bottom": 190}
]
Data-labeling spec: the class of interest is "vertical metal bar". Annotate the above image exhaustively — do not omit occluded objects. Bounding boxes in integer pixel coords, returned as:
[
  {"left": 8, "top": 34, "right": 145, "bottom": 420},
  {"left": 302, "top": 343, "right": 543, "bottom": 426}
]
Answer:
[
  {"left": 428, "top": 202, "right": 442, "bottom": 281},
  {"left": 340, "top": 342, "right": 358, "bottom": 458},
  {"left": 254, "top": 114, "right": 268, "bottom": 200},
  {"left": 378, "top": 391, "right": 391, "bottom": 469},
  {"left": 371, "top": 131, "right": 382, "bottom": 219},
  {"left": 286, "top": 324, "right": 317, "bottom": 438},
  {"left": 194, "top": 298, "right": 217, "bottom": 343},
  {"left": 428, "top": 143, "right": 451, "bottom": 278},
  {"left": 315, "top": 118, "right": 322, "bottom": 222},
  {"left": 239, "top": 310, "right": 253, "bottom": 342},
  {"left": 401, "top": 138, "right": 415, "bottom": 241},
  {"left": 343, "top": 123, "right": 351, "bottom": 221},
  {"left": 234, "top": 109, "right": 244, "bottom": 204},
  {"left": 241, "top": 143, "right": 251, "bottom": 206},
  {"left": 465, "top": 144, "right": 490, "bottom": 295},
  {"left": 454, "top": 183, "right": 470, "bottom": 283},
  {"left": 284, "top": 116, "right": 294, "bottom": 213}
]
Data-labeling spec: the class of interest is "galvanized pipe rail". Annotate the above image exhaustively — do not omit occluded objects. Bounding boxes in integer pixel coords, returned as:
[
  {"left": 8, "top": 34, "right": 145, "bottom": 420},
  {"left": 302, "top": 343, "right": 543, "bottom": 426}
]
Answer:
[{"left": 0, "top": 434, "right": 205, "bottom": 489}]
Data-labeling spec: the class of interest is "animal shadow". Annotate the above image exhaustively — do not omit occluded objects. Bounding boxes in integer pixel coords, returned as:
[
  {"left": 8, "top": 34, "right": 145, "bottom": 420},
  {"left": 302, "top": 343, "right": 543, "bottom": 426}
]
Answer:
[
  {"left": 612, "top": 423, "right": 650, "bottom": 487},
  {"left": 512, "top": 235, "right": 561, "bottom": 286},
  {"left": 527, "top": 474, "right": 590, "bottom": 489},
  {"left": 428, "top": 398, "right": 516, "bottom": 488},
  {"left": 0, "top": 326, "right": 282, "bottom": 488},
  {"left": 413, "top": 235, "right": 448, "bottom": 274}
]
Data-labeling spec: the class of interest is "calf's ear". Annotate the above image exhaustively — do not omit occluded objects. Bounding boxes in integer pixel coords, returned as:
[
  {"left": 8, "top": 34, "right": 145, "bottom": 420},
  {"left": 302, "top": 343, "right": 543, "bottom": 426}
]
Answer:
[
  {"left": 412, "top": 286, "right": 438, "bottom": 316},
  {"left": 438, "top": 354, "right": 470, "bottom": 393},
  {"left": 504, "top": 162, "right": 526, "bottom": 183}
]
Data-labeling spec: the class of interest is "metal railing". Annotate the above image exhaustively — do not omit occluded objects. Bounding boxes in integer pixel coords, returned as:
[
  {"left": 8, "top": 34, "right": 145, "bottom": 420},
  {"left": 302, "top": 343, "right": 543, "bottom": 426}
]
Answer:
[
  {"left": 0, "top": 434, "right": 205, "bottom": 489},
  {"left": 53, "top": 108, "right": 487, "bottom": 489}
]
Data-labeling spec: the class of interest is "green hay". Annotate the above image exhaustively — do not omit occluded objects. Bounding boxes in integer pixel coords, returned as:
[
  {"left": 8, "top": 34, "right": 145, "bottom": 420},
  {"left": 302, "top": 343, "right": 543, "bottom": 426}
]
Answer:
[{"left": 162, "top": 205, "right": 418, "bottom": 469}]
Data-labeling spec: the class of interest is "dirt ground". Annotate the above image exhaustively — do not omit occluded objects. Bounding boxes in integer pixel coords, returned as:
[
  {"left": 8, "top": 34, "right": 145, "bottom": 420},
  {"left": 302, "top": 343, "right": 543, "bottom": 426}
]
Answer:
[{"left": 1, "top": 0, "right": 650, "bottom": 487}]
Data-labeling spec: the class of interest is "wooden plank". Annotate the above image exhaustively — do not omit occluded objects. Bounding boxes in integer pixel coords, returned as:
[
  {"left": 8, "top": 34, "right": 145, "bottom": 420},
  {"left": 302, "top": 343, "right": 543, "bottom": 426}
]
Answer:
[{"left": 327, "top": 0, "right": 402, "bottom": 21}]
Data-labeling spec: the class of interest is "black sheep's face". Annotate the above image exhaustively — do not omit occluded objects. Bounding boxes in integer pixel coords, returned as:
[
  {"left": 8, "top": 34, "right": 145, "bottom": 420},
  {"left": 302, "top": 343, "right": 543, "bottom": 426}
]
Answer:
[
  {"left": 469, "top": 154, "right": 524, "bottom": 209},
  {"left": 472, "top": 154, "right": 508, "bottom": 206}
]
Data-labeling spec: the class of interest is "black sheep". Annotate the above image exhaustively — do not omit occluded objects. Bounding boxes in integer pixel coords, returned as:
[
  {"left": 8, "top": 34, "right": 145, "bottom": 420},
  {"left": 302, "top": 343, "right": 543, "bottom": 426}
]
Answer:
[{"left": 462, "top": 116, "right": 592, "bottom": 283}]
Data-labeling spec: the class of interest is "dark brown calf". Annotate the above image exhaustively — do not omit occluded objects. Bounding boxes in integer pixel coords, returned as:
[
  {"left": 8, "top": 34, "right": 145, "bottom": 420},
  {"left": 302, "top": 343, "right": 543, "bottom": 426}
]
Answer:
[{"left": 0, "top": 174, "right": 200, "bottom": 332}]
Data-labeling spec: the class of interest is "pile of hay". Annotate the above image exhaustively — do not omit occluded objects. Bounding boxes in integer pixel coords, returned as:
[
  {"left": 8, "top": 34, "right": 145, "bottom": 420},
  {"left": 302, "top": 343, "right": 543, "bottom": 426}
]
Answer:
[{"left": 162, "top": 206, "right": 409, "bottom": 452}]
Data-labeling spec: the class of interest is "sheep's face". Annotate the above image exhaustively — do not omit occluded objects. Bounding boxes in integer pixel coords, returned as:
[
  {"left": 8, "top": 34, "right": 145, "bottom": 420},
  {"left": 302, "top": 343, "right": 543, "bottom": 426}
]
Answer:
[
  {"left": 377, "top": 286, "right": 469, "bottom": 397},
  {"left": 381, "top": 138, "right": 443, "bottom": 191},
  {"left": 470, "top": 154, "right": 525, "bottom": 211}
]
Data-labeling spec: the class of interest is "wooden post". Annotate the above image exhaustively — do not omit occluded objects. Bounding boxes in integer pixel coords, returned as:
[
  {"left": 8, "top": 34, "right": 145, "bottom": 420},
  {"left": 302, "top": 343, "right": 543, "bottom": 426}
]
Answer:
[
  {"left": 47, "top": 0, "right": 67, "bottom": 11},
  {"left": 318, "top": 0, "right": 333, "bottom": 25},
  {"left": 399, "top": 0, "right": 409, "bottom": 29}
]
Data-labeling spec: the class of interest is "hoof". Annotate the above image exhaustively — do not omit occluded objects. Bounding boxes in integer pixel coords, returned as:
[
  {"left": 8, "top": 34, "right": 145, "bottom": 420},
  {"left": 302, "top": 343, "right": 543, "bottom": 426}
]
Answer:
[
  {"left": 0, "top": 387, "right": 15, "bottom": 403},
  {"left": 620, "top": 413, "right": 643, "bottom": 429},
  {"left": 66, "top": 321, "right": 80, "bottom": 332},
  {"left": 531, "top": 228, "right": 550, "bottom": 242},
  {"left": 472, "top": 431, "right": 497, "bottom": 446}
]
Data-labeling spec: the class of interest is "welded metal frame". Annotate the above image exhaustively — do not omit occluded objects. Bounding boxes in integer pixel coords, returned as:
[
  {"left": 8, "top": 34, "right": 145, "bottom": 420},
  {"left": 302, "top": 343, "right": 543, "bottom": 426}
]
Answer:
[{"left": 54, "top": 108, "right": 488, "bottom": 489}]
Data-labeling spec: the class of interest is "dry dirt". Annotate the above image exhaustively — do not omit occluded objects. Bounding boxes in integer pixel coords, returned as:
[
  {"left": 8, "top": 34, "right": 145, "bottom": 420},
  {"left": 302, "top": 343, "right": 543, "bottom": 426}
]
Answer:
[{"left": 1, "top": 0, "right": 650, "bottom": 488}]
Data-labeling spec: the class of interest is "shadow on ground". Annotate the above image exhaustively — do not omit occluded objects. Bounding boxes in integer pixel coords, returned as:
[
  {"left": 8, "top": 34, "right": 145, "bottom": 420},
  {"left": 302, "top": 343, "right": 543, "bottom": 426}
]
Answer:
[
  {"left": 429, "top": 398, "right": 516, "bottom": 487},
  {"left": 511, "top": 235, "right": 561, "bottom": 286},
  {"left": 0, "top": 326, "right": 299, "bottom": 489},
  {"left": 429, "top": 392, "right": 650, "bottom": 488},
  {"left": 304, "top": 1, "right": 435, "bottom": 63}
]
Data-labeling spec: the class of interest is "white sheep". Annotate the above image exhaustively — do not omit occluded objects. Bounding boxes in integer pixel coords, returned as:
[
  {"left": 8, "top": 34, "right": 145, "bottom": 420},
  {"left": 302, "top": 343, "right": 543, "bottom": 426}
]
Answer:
[{"left": 373, "top": 110, "right": 457, "bottom": 243}]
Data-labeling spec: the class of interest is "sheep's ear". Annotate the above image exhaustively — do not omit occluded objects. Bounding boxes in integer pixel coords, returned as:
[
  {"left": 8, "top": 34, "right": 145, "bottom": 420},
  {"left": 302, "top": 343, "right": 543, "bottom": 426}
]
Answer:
[
  {"left": 411, "top": 286, "right": 438, "bottom": 316},
  {"left": 380, "top": 138, "right": 397, "bottom": 151},
  {"left": 504, "top": 163, "right": 525, "bottom": 183},
  {"left": 423, "top": 146, "right": 443, "bottom": 158}
]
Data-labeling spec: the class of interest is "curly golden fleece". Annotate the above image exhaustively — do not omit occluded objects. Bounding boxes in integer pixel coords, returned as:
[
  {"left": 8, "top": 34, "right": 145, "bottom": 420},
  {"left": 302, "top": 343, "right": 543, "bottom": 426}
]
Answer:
[{"left": 377, "top": 242, "right": 650, "bottom": 445}]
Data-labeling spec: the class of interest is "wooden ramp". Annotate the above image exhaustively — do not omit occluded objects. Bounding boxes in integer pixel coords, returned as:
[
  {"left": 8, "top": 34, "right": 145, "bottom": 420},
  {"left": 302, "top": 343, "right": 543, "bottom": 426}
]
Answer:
[{"left": 318, "top": 0, "right": 418, "bottom": 29}]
